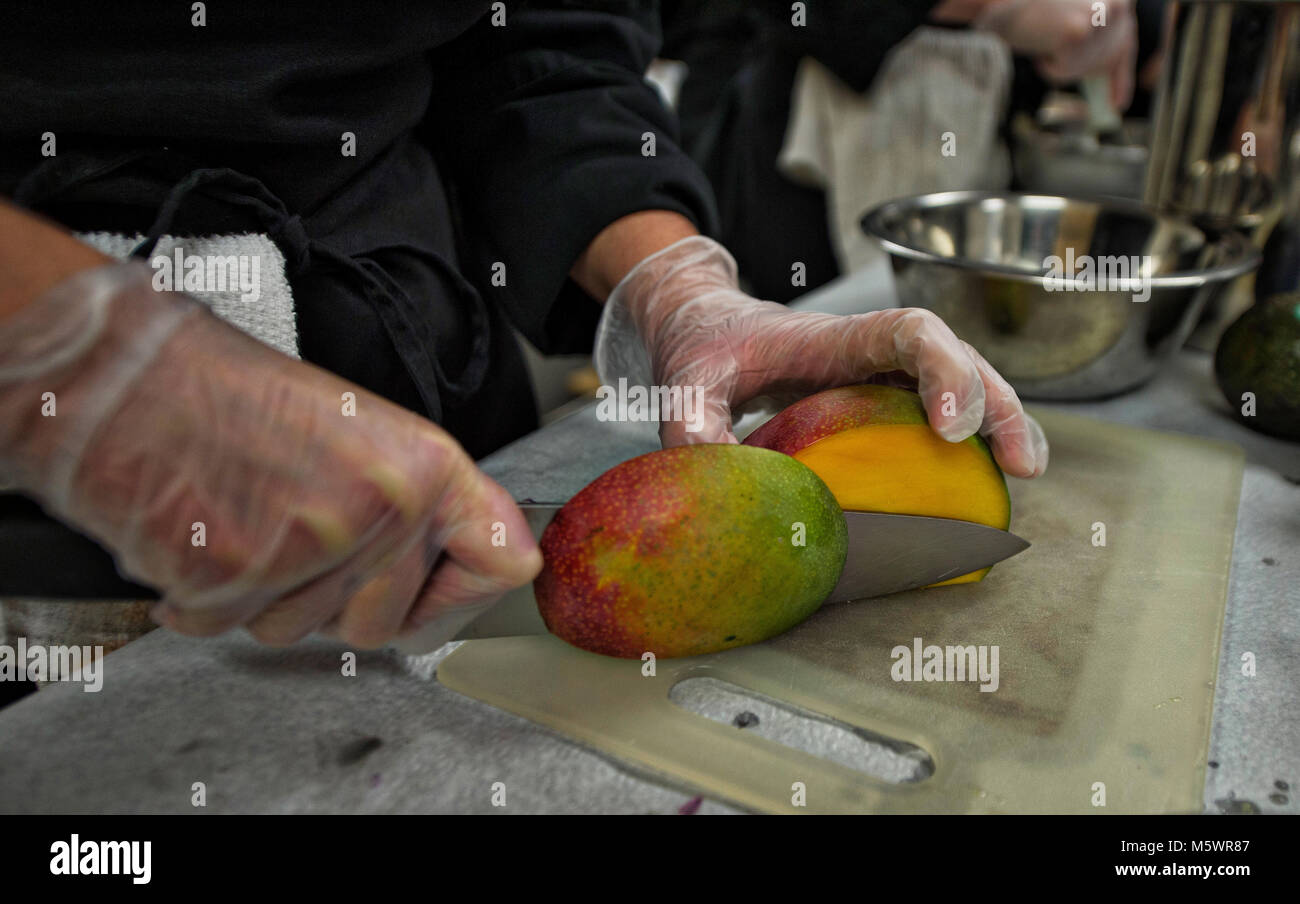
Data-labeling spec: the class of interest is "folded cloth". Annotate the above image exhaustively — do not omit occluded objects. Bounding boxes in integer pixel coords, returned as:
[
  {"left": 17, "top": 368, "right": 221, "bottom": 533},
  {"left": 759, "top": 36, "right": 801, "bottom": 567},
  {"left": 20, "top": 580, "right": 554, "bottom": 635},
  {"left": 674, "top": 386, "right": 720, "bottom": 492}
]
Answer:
[
  {"left": 1, "top": 231, "right": 296, "bottom": 654},
  {"left": 76, "top": 232, "right": 298, "bottom": 357},
  {"left": 778, "top": 26, "right": 1014, "bottom": 276}
]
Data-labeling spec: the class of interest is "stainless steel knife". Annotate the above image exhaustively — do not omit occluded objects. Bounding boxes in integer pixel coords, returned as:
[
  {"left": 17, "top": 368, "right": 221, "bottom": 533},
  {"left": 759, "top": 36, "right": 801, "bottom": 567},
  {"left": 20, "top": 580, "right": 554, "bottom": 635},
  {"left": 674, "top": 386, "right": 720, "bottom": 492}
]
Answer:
[{"left": 392, "top": 503, "right": 1029, "bottom": 654}]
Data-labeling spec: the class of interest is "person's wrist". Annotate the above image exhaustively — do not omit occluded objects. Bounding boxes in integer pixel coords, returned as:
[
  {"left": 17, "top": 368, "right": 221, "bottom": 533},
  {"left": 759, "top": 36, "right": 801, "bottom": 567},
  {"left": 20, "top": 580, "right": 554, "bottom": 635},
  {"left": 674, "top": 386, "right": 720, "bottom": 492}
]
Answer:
[
  {"left": 0, "top": 262, "right": 198, "bottom": 497},
  {"left": 615, "top": 235, "right": 743, "bottom": 334},
  {"left": 0, "top": 201, "right": 113, "bottom": 321},
  {"left": 571, "top": 210, "right": 699, "bottom": 302}
]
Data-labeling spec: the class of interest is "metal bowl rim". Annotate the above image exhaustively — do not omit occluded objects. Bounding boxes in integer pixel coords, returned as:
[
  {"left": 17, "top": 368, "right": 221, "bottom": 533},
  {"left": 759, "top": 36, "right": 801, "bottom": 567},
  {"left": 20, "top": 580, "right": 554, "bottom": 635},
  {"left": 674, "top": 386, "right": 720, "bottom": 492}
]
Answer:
[{"left": 861, "top": 190, "right": 1261, "bottom": 289}]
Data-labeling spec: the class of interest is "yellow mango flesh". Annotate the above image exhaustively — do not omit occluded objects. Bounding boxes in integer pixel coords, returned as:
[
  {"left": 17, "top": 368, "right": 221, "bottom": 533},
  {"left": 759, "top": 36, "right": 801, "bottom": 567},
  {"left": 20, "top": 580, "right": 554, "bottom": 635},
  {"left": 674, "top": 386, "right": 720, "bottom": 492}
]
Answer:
[{"left": 792, "top": 423, "right": 1011, "bottom": 584}]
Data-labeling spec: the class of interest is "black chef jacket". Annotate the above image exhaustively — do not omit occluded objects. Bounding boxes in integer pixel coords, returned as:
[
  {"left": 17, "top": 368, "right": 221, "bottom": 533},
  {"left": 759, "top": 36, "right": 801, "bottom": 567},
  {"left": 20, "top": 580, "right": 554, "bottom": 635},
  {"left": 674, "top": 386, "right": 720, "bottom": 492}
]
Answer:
[{"left": 0, "top": 0, "right": 717, "bottom": 459}]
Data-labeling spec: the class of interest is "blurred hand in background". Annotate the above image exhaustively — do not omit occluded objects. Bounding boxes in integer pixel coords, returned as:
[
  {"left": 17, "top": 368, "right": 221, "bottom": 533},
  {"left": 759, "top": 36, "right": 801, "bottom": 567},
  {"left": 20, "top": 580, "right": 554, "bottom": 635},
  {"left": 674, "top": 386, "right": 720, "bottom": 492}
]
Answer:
[{"left": 937, "top": 0, "right": 1139, "bottom": 110}]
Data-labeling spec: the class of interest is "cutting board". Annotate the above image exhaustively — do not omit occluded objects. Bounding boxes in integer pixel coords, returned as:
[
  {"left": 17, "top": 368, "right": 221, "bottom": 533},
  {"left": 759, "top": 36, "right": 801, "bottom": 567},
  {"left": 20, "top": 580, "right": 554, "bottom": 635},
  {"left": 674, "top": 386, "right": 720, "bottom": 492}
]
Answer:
[{"left": 438, "top": 409, "right": 1244, "bottom": 813}]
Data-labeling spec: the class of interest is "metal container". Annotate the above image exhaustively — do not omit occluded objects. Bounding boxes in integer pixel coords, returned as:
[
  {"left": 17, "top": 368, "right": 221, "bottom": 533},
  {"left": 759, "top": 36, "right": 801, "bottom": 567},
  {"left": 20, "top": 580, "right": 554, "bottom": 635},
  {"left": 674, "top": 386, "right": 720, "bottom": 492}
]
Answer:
[
  {"left": 1012, "top": 111, "right": 1150, "bottom": 201},
  {"left": 1145, "top": 0, "right": 1300, "bottom": 233},
  {"left": 862, "top": 191, "right": 1261, "bottom": 399}
]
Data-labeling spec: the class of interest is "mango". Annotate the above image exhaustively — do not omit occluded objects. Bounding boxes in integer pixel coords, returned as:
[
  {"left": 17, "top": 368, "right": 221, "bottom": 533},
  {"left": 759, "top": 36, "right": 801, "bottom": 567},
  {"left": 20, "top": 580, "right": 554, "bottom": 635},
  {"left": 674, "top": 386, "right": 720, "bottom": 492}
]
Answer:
[
  {"left": 743, "top": 385, "right": 1010, "bottom": 584},
  {"left": 534, "top": 444, "right": 847, "bottom": 658},
  {"left": 1215, "top": 293, "right": 1300, "bottom": 442}
]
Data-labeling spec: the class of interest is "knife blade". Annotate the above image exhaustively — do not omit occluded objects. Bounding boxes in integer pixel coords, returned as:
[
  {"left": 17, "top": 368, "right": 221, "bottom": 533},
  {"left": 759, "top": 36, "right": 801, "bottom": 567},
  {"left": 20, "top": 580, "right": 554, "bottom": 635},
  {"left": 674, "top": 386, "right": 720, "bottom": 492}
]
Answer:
[{"left": 392, "top": 503, "right": 1029, "bottom": 653}]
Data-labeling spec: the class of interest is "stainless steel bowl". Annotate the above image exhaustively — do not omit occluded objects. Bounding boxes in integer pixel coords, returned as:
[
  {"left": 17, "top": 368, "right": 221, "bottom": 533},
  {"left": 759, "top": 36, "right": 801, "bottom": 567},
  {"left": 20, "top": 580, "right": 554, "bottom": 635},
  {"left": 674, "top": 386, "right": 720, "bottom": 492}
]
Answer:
[{"left": 861, "top": 191, "right": 1261, "bottom": 399}]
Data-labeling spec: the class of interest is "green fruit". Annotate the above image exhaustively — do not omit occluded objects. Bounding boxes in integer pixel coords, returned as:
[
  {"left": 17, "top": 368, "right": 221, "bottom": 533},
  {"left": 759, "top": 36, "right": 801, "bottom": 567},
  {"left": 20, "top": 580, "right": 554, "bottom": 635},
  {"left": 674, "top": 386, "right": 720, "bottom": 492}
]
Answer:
[
  {"left": 534, "top": 444, "right": 848, "bottom": 659},
  {"left": 1215, "top": 294, "right": 1300, "bottom": 441}
]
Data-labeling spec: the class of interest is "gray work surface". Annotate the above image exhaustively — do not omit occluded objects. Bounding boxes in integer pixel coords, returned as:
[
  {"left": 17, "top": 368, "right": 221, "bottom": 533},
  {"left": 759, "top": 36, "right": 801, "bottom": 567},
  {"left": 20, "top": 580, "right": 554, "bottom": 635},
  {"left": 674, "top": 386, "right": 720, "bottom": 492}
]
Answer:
[{"left": 0, "top": 264, "right": 1296, "bottom": 814}]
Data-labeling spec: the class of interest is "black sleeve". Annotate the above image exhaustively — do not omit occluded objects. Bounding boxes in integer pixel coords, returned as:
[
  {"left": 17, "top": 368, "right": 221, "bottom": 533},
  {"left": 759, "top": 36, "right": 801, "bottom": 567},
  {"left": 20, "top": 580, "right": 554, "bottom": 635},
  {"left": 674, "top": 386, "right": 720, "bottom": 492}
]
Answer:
[
  {"left": 425, "top": 1, "right": 719, "bottom": 356},
  {"left": 750, "top": 0, "right": 942, "bottom": 93}
]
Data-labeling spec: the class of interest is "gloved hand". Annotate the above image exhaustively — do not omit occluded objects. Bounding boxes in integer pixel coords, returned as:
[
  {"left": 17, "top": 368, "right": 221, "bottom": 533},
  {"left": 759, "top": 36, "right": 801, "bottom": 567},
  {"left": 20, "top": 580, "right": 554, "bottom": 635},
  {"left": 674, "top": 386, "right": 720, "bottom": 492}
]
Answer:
[
  {"left": 975, "top": 0, "right": 1137, "bottom": 110},
  {"left": 594, "top": 236, "right": 1048, "bottom": 478},
  {"left": 0, "top": 261, "right": 541, "bottom": 648}
]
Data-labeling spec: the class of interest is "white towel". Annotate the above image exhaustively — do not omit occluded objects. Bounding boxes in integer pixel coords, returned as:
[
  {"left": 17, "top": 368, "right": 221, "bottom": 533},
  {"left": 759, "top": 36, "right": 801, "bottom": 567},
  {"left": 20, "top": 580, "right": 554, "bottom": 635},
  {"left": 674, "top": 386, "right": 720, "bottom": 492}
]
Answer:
[
  {"left": 76, "top": 231, "right": 299, "bottom": 358},
  {"left": 778, "top": 26, "right": 1015, "bottom": 275}
]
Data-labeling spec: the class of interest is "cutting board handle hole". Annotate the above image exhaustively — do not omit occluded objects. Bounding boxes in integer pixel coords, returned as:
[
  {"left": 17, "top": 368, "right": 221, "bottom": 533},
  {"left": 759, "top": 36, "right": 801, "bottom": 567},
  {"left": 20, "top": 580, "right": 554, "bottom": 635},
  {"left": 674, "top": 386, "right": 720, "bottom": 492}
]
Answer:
[{"left": 668, "top": 676, "right": 933, "bottom": 784}]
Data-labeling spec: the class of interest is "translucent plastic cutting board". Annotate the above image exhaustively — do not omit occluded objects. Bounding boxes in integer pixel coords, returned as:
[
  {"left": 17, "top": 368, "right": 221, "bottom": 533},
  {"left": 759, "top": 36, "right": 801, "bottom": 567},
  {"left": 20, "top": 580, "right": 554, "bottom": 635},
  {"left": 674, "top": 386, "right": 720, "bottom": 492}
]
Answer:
[{"left": 438, "top": 409, "right": 1244, "bottom": 813}]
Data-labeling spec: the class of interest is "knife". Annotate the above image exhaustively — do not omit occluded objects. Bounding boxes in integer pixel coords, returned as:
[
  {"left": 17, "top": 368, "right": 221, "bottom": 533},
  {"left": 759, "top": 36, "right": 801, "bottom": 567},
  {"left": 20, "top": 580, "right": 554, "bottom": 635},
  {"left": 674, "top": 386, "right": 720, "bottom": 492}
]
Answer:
[
  {"left": 0, "top": 494, "right": 1028, "bottom": 654},
  {"left": 392, "top": 503, "right": 1030, "bottom": 654}
]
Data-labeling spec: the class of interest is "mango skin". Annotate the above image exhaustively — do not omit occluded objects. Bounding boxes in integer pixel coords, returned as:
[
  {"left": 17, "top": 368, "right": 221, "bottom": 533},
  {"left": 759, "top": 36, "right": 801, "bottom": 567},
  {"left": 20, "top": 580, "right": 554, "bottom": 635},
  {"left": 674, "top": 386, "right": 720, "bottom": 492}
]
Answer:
[
  {"left": 534, "top": 444, "right": 847, "bottom": 659},
  {"left": 745, "top": 384, "right": 930, "bottom": 453},
  {"left": 1215, "top": 295, "right": 1300, "bottom": 441},
  {"left": 743, "top": 385, "right": 1010, "bottom": 585}
]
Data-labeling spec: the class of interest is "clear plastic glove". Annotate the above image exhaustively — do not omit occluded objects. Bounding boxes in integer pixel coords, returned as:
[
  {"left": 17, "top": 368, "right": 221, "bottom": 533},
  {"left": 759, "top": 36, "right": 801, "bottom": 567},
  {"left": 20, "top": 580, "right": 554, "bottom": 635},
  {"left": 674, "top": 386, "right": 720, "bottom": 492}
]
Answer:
[
  {"left": 976, "top": 0, "right": 1137, "bottom": 110},
  {"left": 0, "top": 261, "right": 540, "bottom": 648},
  {"left": 594, "top": 236, "right": 1047, "bottom": 478}
]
